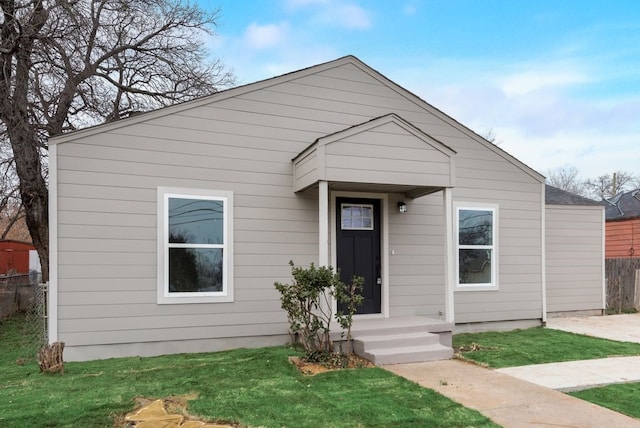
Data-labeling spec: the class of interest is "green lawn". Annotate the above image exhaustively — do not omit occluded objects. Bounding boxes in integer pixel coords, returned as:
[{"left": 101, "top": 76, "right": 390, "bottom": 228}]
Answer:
[
  {"left": 570, "top": 383, "right": 640, "bottom": 419},
  {"left": 454, "top": 326, "right": 640, "bottom": 421},
  {"left": 0, "top": 314, "right": 498, "bottom": 427},
  {"left": 453, "top": 327, "right": 640, "bottom": 368}
]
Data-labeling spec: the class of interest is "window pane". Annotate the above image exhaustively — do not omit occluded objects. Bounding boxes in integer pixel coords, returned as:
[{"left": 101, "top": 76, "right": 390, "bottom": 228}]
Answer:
[
  {"left": 341, "top": 204, "right": 374, "bottom": 230},
  {"left": 352, "top": 206, "right": 363, "bottom": 228},
  {"left": 459, "top": 210, "right": 493, "bottom": 245},
  {"left": 169, "top": 198, "right": 224, "bottom": 244},
  {"left": 459, "top": 249, "right": 492, "bottom": 284},
  {"left": 169, "top": 248, "right": 223, "bottom": 292}
]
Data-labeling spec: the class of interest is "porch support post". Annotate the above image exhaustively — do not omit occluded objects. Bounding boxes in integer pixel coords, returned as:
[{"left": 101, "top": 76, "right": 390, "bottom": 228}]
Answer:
[
  {"left": 443, "top": 187, "right": 455, "bottom": 323},
  {"left": 319, "top": 180, "right": 329, "bottom": 267}
]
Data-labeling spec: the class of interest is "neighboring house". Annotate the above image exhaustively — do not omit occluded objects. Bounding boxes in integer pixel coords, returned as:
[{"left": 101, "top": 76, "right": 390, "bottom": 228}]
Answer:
[
  {"left": 544, "top": 186, "right": 605, "bottom": 316},
  {"left": 604, "top": 190, "right": 640, "bottom": 258},
  {"left": 0, "top": 240, "right": 38, "bottom": 276},
  {"left": 602, "top": 189, "right": 640, "bottom": 311},
  {"left": 48, "top": 56, "right": 602, "bottom": 362}
]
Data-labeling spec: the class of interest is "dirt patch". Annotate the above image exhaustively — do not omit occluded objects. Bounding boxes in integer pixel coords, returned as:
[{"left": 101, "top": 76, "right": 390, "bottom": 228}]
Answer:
[
  {"left": 289, "top": 354, "right": 375, "bottom": 376},
  {"left": 120, "top": 394, "right": 239, "bottom": 428},
  {"left": 455, "top": 342, "right": 496, "bottom": 353}
]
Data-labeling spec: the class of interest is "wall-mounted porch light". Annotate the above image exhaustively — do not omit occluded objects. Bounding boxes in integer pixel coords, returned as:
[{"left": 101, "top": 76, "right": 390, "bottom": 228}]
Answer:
[{"left": 398, "top": 201, "right": 407, "bottom": 213}]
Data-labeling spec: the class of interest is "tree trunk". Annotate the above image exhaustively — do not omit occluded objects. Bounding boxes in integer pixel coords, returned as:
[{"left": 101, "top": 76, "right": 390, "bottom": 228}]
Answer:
[{"left": 10, "top": 132, "right": 49, "bottom": 282}]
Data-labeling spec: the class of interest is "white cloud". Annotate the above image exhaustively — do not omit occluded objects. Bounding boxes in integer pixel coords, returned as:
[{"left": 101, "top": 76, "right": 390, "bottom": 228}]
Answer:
[
  {"left": 284, "top": 0, "right": 328, "bottom": 8},
  {"left": 243, "top": 22, "right": 289, "bottom": 50},
  {"left": 330, "top": 4, "right": 372, "bottom": 29},
  {"left": 387, "top": 55, "right": 640, "bottom": 179},
  {"left": 283, "top": 0, "right": 373, "bottom": 30},
  {"left": 497, "top": 127, "right": 640, "bottom": 179},
  {"left": 403, "top": 1, "right": 418, "bottom": 16},
  {"left": 500, "top": 69, "right": 591, "bottom": 97}
]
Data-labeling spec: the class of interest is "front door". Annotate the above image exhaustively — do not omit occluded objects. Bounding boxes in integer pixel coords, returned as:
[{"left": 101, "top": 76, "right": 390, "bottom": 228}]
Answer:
[{"left": 336, "top": 197, "right": 382, "bottom": 314}]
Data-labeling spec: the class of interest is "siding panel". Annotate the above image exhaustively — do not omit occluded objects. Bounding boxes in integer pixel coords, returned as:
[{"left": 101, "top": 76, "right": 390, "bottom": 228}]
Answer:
[{"left": 545, "top": 205, "right": 604, "bottom": 314}]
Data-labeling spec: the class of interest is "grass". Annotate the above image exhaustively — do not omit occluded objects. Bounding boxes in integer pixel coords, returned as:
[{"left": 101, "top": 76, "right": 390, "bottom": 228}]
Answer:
[
  {"left": 570, "top": 383, "right": 640, "bottom": 419},
  {"left": 453, "top": 327, "right": 640, "bottom": 368},
  {"left": 0, "top": 313, "right": 498, "bottom": 428},
  {"left": 454, "top": 326, "right": 640, "bottom": 420}
]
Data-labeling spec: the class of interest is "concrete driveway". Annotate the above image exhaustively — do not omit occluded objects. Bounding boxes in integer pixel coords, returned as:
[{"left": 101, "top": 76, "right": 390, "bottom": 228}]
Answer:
[{"left": 546, "top": 313, "right": 640, "bottom": 343}]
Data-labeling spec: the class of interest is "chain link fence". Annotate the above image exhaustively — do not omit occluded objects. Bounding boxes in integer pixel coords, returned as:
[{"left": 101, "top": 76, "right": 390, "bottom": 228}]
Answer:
[
  {"left": 0, "top": 274, "right": 48, "bottom": 362},
  {"left": 18, "top": 282, "right": 48, "bottom": 361}
]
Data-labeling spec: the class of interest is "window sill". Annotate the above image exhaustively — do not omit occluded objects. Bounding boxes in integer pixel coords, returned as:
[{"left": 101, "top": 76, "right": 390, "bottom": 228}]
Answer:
[
  {"left": 157, "top": 293, "right": 234, "bottom": 304},
  {"left": 454, "top": 285, "right": 499, "bottom": 292}
]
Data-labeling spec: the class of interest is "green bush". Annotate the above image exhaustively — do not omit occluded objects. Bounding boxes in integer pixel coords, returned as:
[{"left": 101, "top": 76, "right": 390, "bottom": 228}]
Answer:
[{"left": 275, "top": 261, "right": 363, "bottom": 361}]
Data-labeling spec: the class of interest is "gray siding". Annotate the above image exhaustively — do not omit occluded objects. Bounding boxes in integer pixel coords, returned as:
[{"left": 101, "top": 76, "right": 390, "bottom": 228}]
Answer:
[
  {"left": 546, "top": 205, "right": 604, "bottom": 313},
  {"left": 388, "top": 193, "right": 446, "bottom": 317},
  {"left": 52, "top": 57, "right": 545, "bottom": 360}
]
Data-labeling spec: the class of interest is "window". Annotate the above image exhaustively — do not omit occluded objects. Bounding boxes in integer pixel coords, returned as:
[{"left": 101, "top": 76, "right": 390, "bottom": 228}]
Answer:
[
  {"left": 157, "top": 187, "right": 233, "bottom": 304},
  {"left": 456, "top": 206, "right": 497, "bottom": 290},
  {"left": 341, "top": 203, "right": 374, "bottom": 230}
]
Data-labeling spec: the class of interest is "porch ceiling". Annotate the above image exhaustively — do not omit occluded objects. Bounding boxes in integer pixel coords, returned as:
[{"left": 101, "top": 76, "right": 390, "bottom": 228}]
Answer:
[{"left": 292, "top": 114, "right": 456, "bottom": 199}]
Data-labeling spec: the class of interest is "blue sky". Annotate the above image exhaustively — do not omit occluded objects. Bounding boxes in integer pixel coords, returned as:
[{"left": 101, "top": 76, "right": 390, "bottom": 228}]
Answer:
[{"left": 201, "top": 0, "right": 639, "bottom": 179}]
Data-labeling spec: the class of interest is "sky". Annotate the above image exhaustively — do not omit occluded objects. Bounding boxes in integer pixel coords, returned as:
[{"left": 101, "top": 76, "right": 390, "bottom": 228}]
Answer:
[{"left": 200, "top": 0, "right": 640, "bottom": 180}]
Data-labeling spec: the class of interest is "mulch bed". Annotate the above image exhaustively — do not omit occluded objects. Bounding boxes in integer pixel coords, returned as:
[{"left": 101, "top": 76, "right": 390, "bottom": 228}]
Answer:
[{"left": 289, "top": 354, "right": 375, "bottom": 376}]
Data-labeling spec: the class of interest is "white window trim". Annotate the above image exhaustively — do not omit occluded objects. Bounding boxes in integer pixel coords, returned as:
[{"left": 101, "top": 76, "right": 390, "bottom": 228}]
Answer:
[
  {"left": 157, "top": 187, "right": 234, "bottom": 304},
  {"left": 454, "top": 203, "right": 499, "bottom": 291}
]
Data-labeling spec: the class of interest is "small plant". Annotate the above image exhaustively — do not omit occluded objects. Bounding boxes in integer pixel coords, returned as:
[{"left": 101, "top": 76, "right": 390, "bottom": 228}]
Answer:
[
  {"left": 334, "top": 274, "right": 364, "bottom": 354},
  {"left": 275, "top": 261, "right": 363, "bottom": 361}
]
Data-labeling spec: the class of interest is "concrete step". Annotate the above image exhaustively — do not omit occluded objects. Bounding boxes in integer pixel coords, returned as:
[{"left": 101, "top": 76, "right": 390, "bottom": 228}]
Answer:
[
  {"left": 353, "top": 331, "right": 441, "bottom": 354},
  {"left": 361, "top": 344, "right": 454, "bottom": 365},
  {"left": 349, "top": 316, "right": 454, "bottom": 337}
]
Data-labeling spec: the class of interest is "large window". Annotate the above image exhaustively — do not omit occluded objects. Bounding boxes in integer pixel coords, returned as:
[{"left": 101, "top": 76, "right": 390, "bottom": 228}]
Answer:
[
  {"left": 157, "top": 187, "right": 233, "bottom": 304},
  {"left": 456, "top": 206, "right": 497, "bottom": 290}
]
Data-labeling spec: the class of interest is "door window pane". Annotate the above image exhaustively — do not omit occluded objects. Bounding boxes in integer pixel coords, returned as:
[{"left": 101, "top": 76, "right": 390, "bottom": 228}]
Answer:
[{"left": 341, "top": 204, "right": 374, "bottom": 230}]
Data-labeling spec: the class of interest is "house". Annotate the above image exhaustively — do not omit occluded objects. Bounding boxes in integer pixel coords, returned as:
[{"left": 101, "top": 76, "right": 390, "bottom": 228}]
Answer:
[
  {"left": 0, "top": 239, "right": 40, "bottom": 277},
  {"left": 603, "top": 189, "right": 640, "bottom": 259},
  {"left": 0, "top": 239, "right": 41, "bottom": 318},
  {"left": 544, "top": 186, "right": 605, "bottom": 316},
  {"left": 602, "top": 190, "right": 640, "bottom": 310},
  {"left": 48, "top": 56, "right": 603, "bottom": 362}
]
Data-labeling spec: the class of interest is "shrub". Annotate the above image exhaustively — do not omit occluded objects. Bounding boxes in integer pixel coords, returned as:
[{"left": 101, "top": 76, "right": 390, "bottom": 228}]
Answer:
[{"left": 275, "top": 261, "right": 363, "bottom": 361}]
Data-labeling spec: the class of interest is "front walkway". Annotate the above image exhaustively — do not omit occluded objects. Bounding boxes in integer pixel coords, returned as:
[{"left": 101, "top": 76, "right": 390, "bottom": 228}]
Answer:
[
  {"left": 384, "top": 314, "right": 640, "bottom": 427},
  {"left": 384, "top": 359, "right": 640, "bottom": 427},
  {"left": 546, "top": 313, "right": 640, "bottom": 343}
]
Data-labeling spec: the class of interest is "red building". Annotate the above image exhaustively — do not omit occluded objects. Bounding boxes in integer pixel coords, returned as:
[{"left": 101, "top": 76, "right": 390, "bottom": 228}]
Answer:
[
  {"left": 0, "top": 240, "right": 36, "bottom": 275},
  {"left": 604, "top": 190, "right": 640, "bottom": 259}
]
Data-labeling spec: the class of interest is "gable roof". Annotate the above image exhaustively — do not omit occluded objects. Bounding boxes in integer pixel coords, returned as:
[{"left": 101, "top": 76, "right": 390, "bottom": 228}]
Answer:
[
  {"left": 292, "top": 113, "right": 456, "bottom": 197},
  {"left": 545, "top": 185, "right": 601, "bottom": 206},
  {"left": 48, "top": 55, "right": 544, "bottom": 183},
  {"left": 603, "top": 189, "right": 640, "bottom": 221}
]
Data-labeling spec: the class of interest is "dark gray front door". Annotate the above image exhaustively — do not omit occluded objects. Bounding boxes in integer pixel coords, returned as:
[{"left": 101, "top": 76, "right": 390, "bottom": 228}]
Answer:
[{"left": 336, "top": 197, "right": 381, "bottom": 314}]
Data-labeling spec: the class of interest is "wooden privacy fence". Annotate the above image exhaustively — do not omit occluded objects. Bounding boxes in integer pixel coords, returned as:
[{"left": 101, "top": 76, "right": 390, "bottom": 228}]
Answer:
[{"left": 606, "top": 257, "right": 640, "bottom": 312}]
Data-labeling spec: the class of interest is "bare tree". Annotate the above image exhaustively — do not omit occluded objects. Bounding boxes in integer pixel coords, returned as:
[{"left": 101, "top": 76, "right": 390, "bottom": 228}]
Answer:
[
  {"left": 546, "top": 166, "right": 588, "bottom": 196},
  {"left": 547, "top": 166, "right": 640, "bottom": 200},
  {"left": 0, "top": 0, "right": 235, "bottom": 281},
  {"left": 0, "top": 137, "right": 26, "bottom": 240},
  {"left": 585, "top": 171, "right": 640, "bottom": 200}
]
